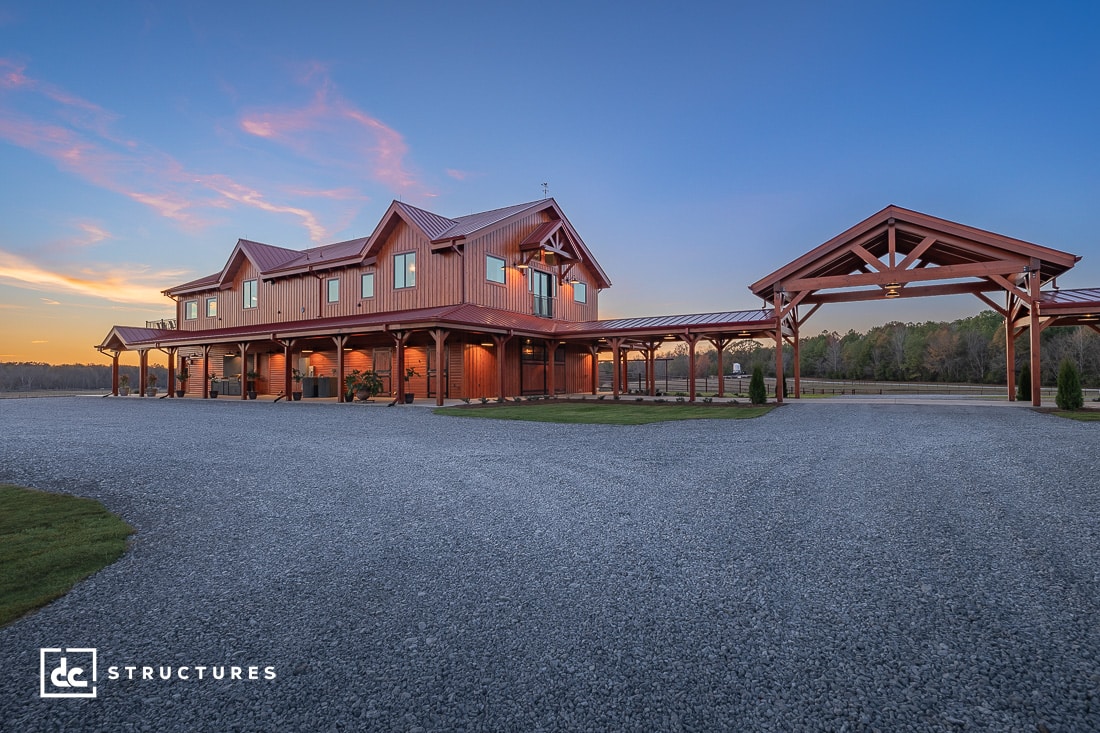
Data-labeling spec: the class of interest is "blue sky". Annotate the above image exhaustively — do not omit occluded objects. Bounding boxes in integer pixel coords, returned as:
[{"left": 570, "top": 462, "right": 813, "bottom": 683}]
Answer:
[{"left": 1, "top": 1, "right": 1098, "bottom": 363}]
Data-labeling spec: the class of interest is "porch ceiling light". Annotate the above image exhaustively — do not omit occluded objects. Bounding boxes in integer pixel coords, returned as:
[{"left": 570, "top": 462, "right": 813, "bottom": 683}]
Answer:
[
  {"left": 1080, "top": 314, "right": 1098, "bottom": 322},
  {"left": 884, "top": 282, "right": 901, "bottom": 299}
]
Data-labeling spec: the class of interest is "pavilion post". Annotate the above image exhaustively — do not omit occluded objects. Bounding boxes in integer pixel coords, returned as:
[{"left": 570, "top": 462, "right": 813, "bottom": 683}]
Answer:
[
  {"left": 283, "top": 339, "right": 295, "bottom": 401},
  {"left": 167, "top": 348, "right": 176, "bottom": 398},
  {"left": 681, "top": 333, "right": 700, "bottom": 402},
  {"left": 791, "top": 319, "right": 801, "bottom": 398},
  {"left": 202, "top": 345, "right": 211, "bottom": 398},
  {"left": 238, "top": 342, "right": 249, "bottom": 400},
  {"left": 1029, "top": 263, "right": 1042, "bottom": 407},
  {"left": 492, "top": 334, "right": 510, "bottom": 401},
  {"left": 608, "top": 337, "right": 624, "bottom": 398},
  {"left": 391, "top": 331, "right": 409, "bottom": 404},
  {"left": 708, "top": 337, "right": 730, "bottom": 397},
  {"left": 774, "top": 292, "right": 784, "bottom": 403},
  {"left": 1005, "top": 293, "right": 1016, "bottom": 401},
  {"left": 546, "top": 340, "right": 557, "bottom": 397},
  {"left": 588, "top": 345, "right": 599, "bottom": 395}
]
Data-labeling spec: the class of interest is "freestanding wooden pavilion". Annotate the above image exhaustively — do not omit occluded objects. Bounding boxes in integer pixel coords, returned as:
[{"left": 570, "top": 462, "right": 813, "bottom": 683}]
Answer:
[{"left": 749, "top": 205, "right": 1096, "bottom": 406}]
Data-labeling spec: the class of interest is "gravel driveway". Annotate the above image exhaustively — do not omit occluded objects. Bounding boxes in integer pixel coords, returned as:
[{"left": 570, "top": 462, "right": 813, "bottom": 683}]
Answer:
[{"left": 1, "top": 397, "right": 1098, "bottom": 732}]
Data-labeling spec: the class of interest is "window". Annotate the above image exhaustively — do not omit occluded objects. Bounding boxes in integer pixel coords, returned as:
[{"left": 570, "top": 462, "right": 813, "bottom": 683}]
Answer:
[
  {"left": 184, "top": 300, "right": 198, "bottom": 320},
  {"left": 206, "top": 297, "right": 217, "bottom": 317},
  {"left": 531, "top": 269, "right": 554, "bottom": 318},
  {"left": 486, "top": 254, "right": 506, "bottom": 284},
  {"left": 361, "top": 272, "right": 375, "bottom": 298},
  {"left": 243, "top": 279, "right": 258, "bottom": 309},
  {"left": 573, "top": 282, "right": 587, "bottom": 304},
  {"left": 394, "top": 252, "right": 416, "bottom": 289},
  {"left": 327, "top": 278, "right": 340, "bottom": 303}
]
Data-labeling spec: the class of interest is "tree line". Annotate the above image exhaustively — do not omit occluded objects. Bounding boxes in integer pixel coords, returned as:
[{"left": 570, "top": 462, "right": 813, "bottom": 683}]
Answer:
[
  {"left": 0, "top": 362, "right": 169, "bottom": 392},
  {"left": 651, "top": 310, "right": 1100, "bottom": 388}
]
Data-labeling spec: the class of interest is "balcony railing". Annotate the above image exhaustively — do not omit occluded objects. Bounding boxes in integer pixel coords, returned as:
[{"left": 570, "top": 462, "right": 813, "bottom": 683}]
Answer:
[
  {"left": 146, "top": 318, "right": 177, "bottom": 330},
  {"left": 533, "top": 294, "right": 553, "bottom": 319}
]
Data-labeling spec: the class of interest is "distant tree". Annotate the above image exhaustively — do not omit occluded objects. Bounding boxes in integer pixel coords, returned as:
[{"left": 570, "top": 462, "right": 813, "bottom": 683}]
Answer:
[
  {"left": 1056, "top": 359, "right": 1084, "bottom": 410},
  {"left": 1017, "top": 362, "right": 1031, "bottom": 401},
  {"left": 749, "top": 366, "right": 767, "bottom": 405}
]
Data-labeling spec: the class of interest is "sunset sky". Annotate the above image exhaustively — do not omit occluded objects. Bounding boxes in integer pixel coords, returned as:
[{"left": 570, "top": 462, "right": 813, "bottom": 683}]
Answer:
[{"left": 1, "top": 2, "right": 1098, "bottom": 364}]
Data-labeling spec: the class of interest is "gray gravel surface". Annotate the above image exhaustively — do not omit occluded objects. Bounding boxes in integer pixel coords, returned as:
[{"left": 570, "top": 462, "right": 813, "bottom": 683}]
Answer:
[{"left": 1, "top": 397, "right": 1098, "bottom": 732}]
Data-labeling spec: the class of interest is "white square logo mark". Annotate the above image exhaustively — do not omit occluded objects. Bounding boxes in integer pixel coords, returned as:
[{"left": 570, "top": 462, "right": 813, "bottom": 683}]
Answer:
[{"left": 40, "top": 648, "right": 97, "bottom": 698}]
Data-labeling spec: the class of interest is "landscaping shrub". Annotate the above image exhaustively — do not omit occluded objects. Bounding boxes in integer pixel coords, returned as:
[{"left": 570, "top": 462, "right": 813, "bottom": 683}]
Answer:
[
  {"left": 749, "top": 366, "right": 767, "bottom": 405},
  {"left": 1056, "top": 359, "right": 1084, "bottom": 410}
]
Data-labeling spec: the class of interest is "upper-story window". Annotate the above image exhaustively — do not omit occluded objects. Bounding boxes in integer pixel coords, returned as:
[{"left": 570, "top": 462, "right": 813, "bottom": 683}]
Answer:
[
  {"left": 361, "top": 272, "right": 375, "bottom": 298},
  {"left": 206, "top": 297, "right": 217, "bottom": 317},
  {"left": 327, "top": 278, "right": 340, "bottom": 303},
  {"left": 394, "top": 252, "right": 416, "bottom": 289},
  {"left": 486, "top": 254, "right": 506, "bottom": 284},
  {"left": 184, "top": 300, "right": 198, "bottom": 320},
  {"left": 573, "top": 282, "right": 587, "bottom": 304},
  {"left": 243, "top": 279, "right": 258, "bottom": 309}
]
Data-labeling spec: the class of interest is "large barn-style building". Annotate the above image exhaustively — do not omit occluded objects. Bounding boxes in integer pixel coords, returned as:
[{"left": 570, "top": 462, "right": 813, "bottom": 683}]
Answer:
[{"left": 97, "top": 199, "right": 1099, "bottom": 406}]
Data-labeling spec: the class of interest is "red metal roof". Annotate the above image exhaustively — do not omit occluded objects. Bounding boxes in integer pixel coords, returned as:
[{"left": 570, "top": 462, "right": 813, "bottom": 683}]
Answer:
[
  {"left": 393, "top": 202, "right": 459, "bottom": 241},
  {"left": 1038, "top": 288, "right": 1100, "bottom": 310},
  {"left": 237, "top": 239, "right": 300, "bottom": 273}
]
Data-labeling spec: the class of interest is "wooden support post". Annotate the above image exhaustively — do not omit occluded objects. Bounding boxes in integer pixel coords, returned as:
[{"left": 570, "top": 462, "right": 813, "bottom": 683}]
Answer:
[
  {"left": 432, "top": 329, "right": 449, "bottom": 406},
  {"left": 708, "top": 337, "right": 730, "bottom": 397},
  {"left": 283, "top": 339, "right": 295, "bottom": 401},
  {"left": 546, "top": 340, "right": 558, "bottom": 397},
  {"left": 202, "top": 345, "right": 211, "bottom": 398},
  {"left": 1028, "top": 266, "right": 1041, "bottom": 407},
  {"left": 774, "top": 292, "right": 784, "bottom": 404},
  {"left": 492, "top": 334, "right": 510, "bottom": 401},
  {"left": 791, "top": 318, "right": 801, "bottom": 399},
  {"left": 391, "top": 331, "right": 409, "bottom": 403},
  {"left": 1005, "top": 293, "right": 1016, "bottom": 401},
  {"left": 588, "top": 345, "right": 599, "bottom": 395},
  {"left": 167, "top": 348, "right": 176, "bottom": 398},
  {"left": 138, "top": 349, "right": 148, "bottom": 397},
  {"left": 111, "top": 351, "right": 120, "bottom": 396},
  {"left": 608, "top": 337, "right": 625, "bottom": 397},
  {"left": 238, "top": 342, "right": 249, "bottom": 400},
  {"left": 333, "top": 335, "right": 348, "bottom": 403},
  {"left": 681, "top": 333, "right": 700, "bottom": 401}
]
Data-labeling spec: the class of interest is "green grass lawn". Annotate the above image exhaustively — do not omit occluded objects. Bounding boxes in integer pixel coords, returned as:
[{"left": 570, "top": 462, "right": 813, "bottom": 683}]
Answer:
[
  {"left": 0, "top": 485, "right": 132, "bottom": 626},
  {"left": 1050, "top": 410, "right": 1100, "bottom": 421},
  {"left": 435, "top": 401, "right": 775, "bottom": 425}
]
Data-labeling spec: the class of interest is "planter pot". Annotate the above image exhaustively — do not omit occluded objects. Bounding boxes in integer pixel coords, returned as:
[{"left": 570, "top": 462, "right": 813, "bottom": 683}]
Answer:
[
  {"left": 209, "top": 390, "right": 219, "bottom": 398},
  {"left": 119, "top": 387, "right": 130, "bottom": 396},
  {"left": 292, "top": 391, "right": 302, "bottom": 401},
  {"left": 148, "top": 388, "right": 158, "bottom": 397},
  {"left": 247, "top": 391, "right": 257, "bottom": 400},
  {"left": 176, "top": 390, "right": 185, "bottom": 398},
  {"left": 404, "top": 393, "right": 414, "bottom": 404}
]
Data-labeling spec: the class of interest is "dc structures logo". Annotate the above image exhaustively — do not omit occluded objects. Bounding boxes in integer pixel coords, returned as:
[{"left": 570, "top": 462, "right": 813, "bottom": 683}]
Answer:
[{"left": 40, "top": 648, "right": 97, "bottom": 698}]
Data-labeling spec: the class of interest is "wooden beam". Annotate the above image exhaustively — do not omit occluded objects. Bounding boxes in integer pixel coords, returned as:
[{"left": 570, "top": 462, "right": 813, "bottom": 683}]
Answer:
[
  {"left": 492, "top": 334, "right": 511, "bottom": 401},
  {"left": 332, "top": 335, "right": 348, "bottom": 402},
  {"left": 390, "top": 331, "right": 410, "bottom": 403},
  {"left": 1005, "top": 292, "right": 1016, "bottom": 401},
  {"left": 803, "top": 281, "right": 998, "bottom": 305},
  {"left": 986, "top": 273, "right": 1030, "bottom": 302},
  {"left": 680, "top": 334, "right": 701, "bottom": 402},
  {"left": 784, "top": 259, "right": 1028, "bottom": 292},
  {"left": 849, "top": 243, "right": 884, "bottom": 272},
  {"left": 708, "top": 337, "right": 730, "bottom": 397},
  {"left": 608, "top": 337, "right": 625, "bottom": 398},
  {"left": 138, "top": 349, "right": 148, "bottom": 397},
  {"left": 202, "top": 345, "right": 211, "bottom": 399},
  {"left": 973, "top": 291, "right": 1007, "bottom": 316},
  {"left": 888, "top": 220, "right": 896, "bottom": 269},
  {"left": 895, "top": 235, "right": 936, "bottom": 271},
  {"left": 779, "top": 289, "right": 809, "bottom": 319},
  {"left": 167, "top": 348, "right": 176, "bottom": 398},
  {"left": 238, "top": 342, "right": 249, "bottom": 400},
  {"left": 111, "top": 351, "right": 120, "bottom": 396},
  {"left": 792, "top": 318, "right": 801, "bottom": 398},
  {"left": 773, "top": 294, "right": 783, "bottom": 403}
]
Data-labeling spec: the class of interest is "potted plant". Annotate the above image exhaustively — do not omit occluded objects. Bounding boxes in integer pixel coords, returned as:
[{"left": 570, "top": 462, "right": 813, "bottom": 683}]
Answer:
[
  {"left": 175, "top": 366, "right": 189, "bottom": 397},
  {"left": 208, "top": 373, "right": 219, "bottom": 398},
  {"left": 346, "top": 369, "right": 383, "bottom": 402},
  {"left": 119, "top": 373, "right": 131, "bottom": 396},
  {"left": 246, "top": 370, "right": 260, "bottom": 400},
  {"left": 403, "top": 367, "right": 419, "bottom": 404},
  {"left": 291, "top": 368, "right": 303, "bottom": 401},
  {"left": 147, "top": 373, "right": 158, "bottom": 397}
]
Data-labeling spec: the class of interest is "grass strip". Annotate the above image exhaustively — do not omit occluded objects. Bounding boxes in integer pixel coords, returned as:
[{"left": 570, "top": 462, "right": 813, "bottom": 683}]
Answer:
[
  {"left": 0, "top": 484, "right": 132, "bottom": 627},
  {"left": 435, "top": 402, "right": 774, "bottom": 425},
  {"left": 1050, "top": 410, "right": 1100, "bottom": 421}
]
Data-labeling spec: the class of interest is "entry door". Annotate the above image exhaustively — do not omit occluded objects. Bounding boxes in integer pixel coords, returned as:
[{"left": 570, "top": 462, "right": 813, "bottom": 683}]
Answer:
[{"left": 372, "top": 348, "right": 392, "bottom": 396}]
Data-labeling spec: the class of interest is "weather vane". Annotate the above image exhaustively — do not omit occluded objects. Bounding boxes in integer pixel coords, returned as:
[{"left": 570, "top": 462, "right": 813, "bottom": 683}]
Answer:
[{"left": 541, "top": 182, "right": 549, "bottom": 198}]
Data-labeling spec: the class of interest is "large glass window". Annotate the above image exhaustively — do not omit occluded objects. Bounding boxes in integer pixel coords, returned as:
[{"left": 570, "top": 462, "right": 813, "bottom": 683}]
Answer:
[
  {"left": 531, "top": 269, "right": 554, "bottom": 318},
  {"left": 394, "top": 252, "right": 416, "bottom": 289},
  {"left": 206, "top": 297, "right": 217, "bottom": 317},
  {"left": 486, "top": 254, "right": 506, "bottom": 284},
  {"left": 243, "top": 279, "right": 258, "bottom": 309},
  {"left": 573, "top": 282, "right": 587, "bottom": 304},
  {"left": 361, "top": 272, "right": 375, "bottom": 298},
  {"left": 184, "top": 301, "right": 198, "bottom": 320},
  {"left": 327, "top": 278, "right": 340, "bottom": 303}
]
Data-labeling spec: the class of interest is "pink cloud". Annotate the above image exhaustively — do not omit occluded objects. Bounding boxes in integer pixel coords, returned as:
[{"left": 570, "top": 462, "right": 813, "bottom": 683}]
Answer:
[
  {"left": 0, "top": 248, "right": 188, "bottom": 305},
  {"left": 239, "top": 69, "right": 428, "bottom": 196},
  {"left": 0, "top": 59, "right": 340, "bottom": 241}
]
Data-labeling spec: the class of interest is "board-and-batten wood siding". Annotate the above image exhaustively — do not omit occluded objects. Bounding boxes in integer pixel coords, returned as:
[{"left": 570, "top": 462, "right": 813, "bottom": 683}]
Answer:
[{"left": 463, "top": 211, "right": 599, "bottom": 322}]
